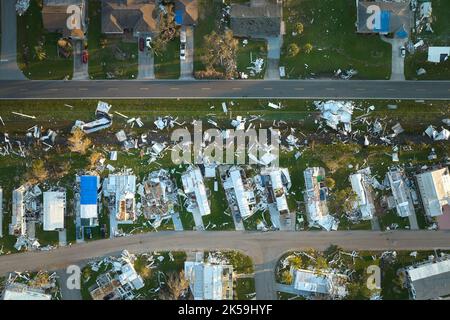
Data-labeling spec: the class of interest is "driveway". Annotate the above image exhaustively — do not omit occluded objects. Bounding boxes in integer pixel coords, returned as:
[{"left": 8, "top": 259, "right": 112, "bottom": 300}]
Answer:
[
  {"left": 72, "top": 39, "right": 89, "bottom": 80},
  {"left": 180, "top": 26, "right": 194, "bottom": 80},
  {"left": 0, "top": 0, "right": 26, "bottom": 80},
  {"left": 265, "top": 36, "right": 281, "bottom": 80},
  {"left": 381, "top": 36, "right": 406, "bottom": 81},
  {"left": 138, "top": 36, "right": 155, "bottom": 80}
]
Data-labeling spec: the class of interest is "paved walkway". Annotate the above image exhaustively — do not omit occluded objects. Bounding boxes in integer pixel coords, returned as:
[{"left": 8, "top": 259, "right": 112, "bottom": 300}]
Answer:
[
  {"left": 0, "top": 230, "right": 449, "bottom": 300},
  {"left": 55, "top": 269, "right": 83, "bottom": 300},
  {"left": 180, "top": 26, "right": 194, "bottom": 80},
  {"left": 0, "top": 0, "right": 26, "bottom": 80},
  {"left": 265, "top": 37, "right": 281, "bottom": 80},
  {"left": 72, "top": 40, "right": 89, "bottom": 80},
  {"left": 381, "top": 36, "right": 406, "bottom": 81}
]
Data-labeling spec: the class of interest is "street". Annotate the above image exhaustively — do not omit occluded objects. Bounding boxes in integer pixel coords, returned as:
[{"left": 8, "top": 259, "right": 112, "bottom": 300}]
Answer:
[
  {"left": 0, "top": 80, "right": 449, "bottom": 100},
  {"left": 0, "top": 230, "right": 449, "bottom": 300}
]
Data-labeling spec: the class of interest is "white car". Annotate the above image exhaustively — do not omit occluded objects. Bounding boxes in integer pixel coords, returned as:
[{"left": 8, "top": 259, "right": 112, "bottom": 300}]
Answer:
[
  {"left": 146, "top": 36, "right": 152, "bottom": 49},
  {"left": 180, "top": 30, "right": 187, "bottom": 44},
  {"left": 400, "top": 46, "right": 406, "bottom": 58},
  {"left": 180, "top": 43, "right": 186, "bottom": 60}
]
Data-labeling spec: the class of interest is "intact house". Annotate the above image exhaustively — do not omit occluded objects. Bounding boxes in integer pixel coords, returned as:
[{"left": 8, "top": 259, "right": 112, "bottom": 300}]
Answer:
[
  {"left": 349, "top": 172, "right": 375, "bottom": 220},
  {"left": 230, "top": 1, "right": 282, "bottom": 39},
  {"left": 184, "top": 259, "right": 233, "bottom": 300},
  {"left": 182, "top": 166, "right": 211, "bottom": 225},
  {"left": 175, "top": 0, "right": 198, "bottom": 27},
  {"left": 259, "top": 167, "right": 292, "bottom": 229},
  {"left": 386, "top": 168, "right": 416, "bottom": 218},
  {"left": 103, "top": 173, "right": 137, "bottom": 224},
  {"left": 220, "top": 166, "right": 256, "bottom": 222},
  {"left": 404, "top": 254, "right": 450, "bottom": 300},
  {"left": 78, "top": 175, "right": 100, "bottom": 228},
  {"left": 415, "top": 167, "right": 450, "bottom": 229},
  {"left": 303, "top": 167, "right": 338, "bottom": 231},
  {"left": 9, "top": 184, "right": 42, "bottom": 236},
  {"left": 43, "top": 191, "right": 66, "bottom": 231},
  {"left": 101, "top": 0, "right": 159, "bottom": 37},
  {"left": 292, "top": 268, "right": 348, "bottom": 300},
  {"left": 42, "top": 0, "right": 87, "bottom": 39},
  {"left": 356, "top": 0, "right": 412, "bottom": 38}
]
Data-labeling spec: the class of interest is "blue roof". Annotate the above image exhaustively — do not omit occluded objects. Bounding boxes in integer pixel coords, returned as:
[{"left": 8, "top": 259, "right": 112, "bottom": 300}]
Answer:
[
  {"left": 80, "top": 176, "right": 98, "bottom": 205},
  {"left": 375, "top": 10, "right": 390, "bottom": 33},
  {"left": 175, "top": 9, "right": 183, "bottom": 25},
  {"left": 396, "top": 26, "right": 408, "bottom": 39}
]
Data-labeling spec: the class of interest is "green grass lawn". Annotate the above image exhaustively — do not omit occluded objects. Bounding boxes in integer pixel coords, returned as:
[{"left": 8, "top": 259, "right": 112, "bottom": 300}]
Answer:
[
  {"left": 87, "top": 0, "right": 137, "bottom": 79},
  {"left": 236, "top": 39, "right": 267, "bottom": 79},
  {"left": 154, "top": 37, "right": 181, "bottom": 79},
  {"left": 235, "top": 277, "right": 256, "bottom": 300},
  {"left": 405, "top": 0, "right": 450, "bottom": 80},
  {"left": 280, "top": 0, "right": 391, "bottom": 79},
  {"left": 17, "top": 0, "right": 73, "bottom": 79}
]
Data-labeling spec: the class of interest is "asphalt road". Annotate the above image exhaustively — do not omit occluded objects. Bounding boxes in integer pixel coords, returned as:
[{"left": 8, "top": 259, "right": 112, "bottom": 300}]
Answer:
[
  {"left": 0, "top": 80, "right": 449, "bottom": 100},
  {"left": 1, "top": 230, "right": 449, "bottom": 300}
]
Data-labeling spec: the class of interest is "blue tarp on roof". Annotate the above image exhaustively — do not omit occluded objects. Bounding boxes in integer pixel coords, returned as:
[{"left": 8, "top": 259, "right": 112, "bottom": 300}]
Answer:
[
  {"left": 175, "top": 9, "right": 183, "bottom": 25},
  {"left": 396, "top": 25, "right": 408, "bottom": 39},
  {"left": 80, "top": 176, "right": 97, "bottom": 205}
]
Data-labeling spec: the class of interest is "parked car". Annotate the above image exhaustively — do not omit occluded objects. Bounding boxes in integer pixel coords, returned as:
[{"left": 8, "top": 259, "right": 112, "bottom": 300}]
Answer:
[
  {"left": 139, "top": 37, "right": 145, "bottom": 52},
  {"left": 180, "top": 43, "right": 186, "bottom": 60},
  {"left": 400, "top": 46, "right": 406, "bottom": 58},
  {"left": 146, "top": 36, "right": 152, "bottom": 49},
  {"left": 81, "top": 50, "right": 89, "bottom": 64},
  {"left": 180, "top": 30, "right": 187, "bottom": 43}
]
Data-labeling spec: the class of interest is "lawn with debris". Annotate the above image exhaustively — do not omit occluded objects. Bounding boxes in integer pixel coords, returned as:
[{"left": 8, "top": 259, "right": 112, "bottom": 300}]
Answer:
[{"left": 280, "top": 0, "right": 391, "bottom": 79}]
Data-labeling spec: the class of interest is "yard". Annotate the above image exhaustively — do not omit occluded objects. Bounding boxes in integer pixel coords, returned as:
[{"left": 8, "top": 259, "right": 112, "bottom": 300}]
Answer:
[
  {"left": 280, "top": 0, "right": 391, "bottom": 79},
  {"left": 16, "top": 0, "right": 73, "bottom": 79},
  {"left": 87, "top": 0, "right": 138, "bottom": 79},
  {"left": 405, "top": 0, "right": 450, "bottom": 80},
  {"left": 236, "top": 39, "right": 267, "bottom": 79},
  {"left": 154, "top": 36, "right": 181, "bottom": 79}
]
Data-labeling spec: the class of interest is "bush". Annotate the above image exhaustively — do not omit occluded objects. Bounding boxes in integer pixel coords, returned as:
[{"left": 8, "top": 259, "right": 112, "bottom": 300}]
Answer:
[{"left": 288, "top": 43, "right": 300, "bottom": 57}]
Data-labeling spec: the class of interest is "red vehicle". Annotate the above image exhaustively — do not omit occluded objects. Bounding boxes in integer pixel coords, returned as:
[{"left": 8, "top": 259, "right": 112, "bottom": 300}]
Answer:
[
  {"left": 139, "top": 37, "right": 145, "bottom": 52},
  {"left": 81, "top": 50, "right": 89, "bottom": 64}
]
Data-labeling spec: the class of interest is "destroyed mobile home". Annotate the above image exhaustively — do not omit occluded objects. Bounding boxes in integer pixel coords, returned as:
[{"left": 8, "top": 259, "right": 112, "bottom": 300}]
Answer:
[{"left": 2, "top": 271, "right": 59, "bottom": 300}]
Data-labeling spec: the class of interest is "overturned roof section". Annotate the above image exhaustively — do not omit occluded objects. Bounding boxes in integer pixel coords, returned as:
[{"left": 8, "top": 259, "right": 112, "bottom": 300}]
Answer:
[
  {"left": 387, "top": 169, "right": 415, "bottom": 218},
  {"left": 357, "top": 1, "right": 411, "bottom": 35},
  {"left": 182, "top": 167, "right": 210, "bottom": 216},
  {"left": 43, "top": 191, "right": 66, "bottom": 231},
  {"left": 175, "top": 0, "right": 198, "bottom": 26},
  {"left": 294, "top": 269, "right": 347, "bottom": 298},
  {"left": 406, "top": 257, "right": 450, "bottom": 300},
  {"left": 350, "top": 173, "right": 375, "bottom": 220},
  {"left": 102, "top": 0, "right": 158, "bottom": 35},
  {"left": 103, "top": 174, "right": 137, "bottom": 222},
  {"left": 415, "top": 167, "right": 450, "bottom": 218},
  {"left": 3, "top": 283, "right": 52, "bottom": 300},
  {"left": 230, "top": 2, "right": 282, "bottom": 38}
]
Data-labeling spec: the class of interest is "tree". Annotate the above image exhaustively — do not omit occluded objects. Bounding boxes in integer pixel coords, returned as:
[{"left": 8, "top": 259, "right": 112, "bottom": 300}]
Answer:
[
  {"left": 303, "top": 43, "right": 313, "bottom": 54},
  {"left": 287, "top": 43, "right": 300, "bottom": 57},
  {"left": 202, "top": 30, "right": 239, "bottom": 79},
  {"left": 29, "top": 159, "right": 49, "bottom": 183},
  {"left": 315, "top": 256, "right": 329, "bottom": 270},
  {"left": 68, "top": 128, "right": 92, "bottom": 155},
  {"left": 289, "top": 256, "right": 303, "bottom": 270},
  {"left": 153, "top": 3, "right": 176, "bottom": 55},
  {"left": 325, "top": 177, "right": 336, "bottom": 190},
  {"left": 295, "top": 23, "right": 304, "bottom": 35},
  {"left": 329, "top": 188, "right": 358, "bottom": 215},
  {"left": 159, "top": 271, "right": 190, "bottom": 300},
  {"left": 281, "top": 270, "right": 293, "bottom": 285},
  {"left": 88, "top": 151, "right": 103, "bottom": 169}
]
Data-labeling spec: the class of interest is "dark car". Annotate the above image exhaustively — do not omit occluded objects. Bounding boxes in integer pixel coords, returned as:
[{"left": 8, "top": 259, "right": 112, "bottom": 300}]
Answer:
[
  {"left": 139, "top": 37, "right": 145, "bottom": 52},
  {"left": 81, "top": 50, "right": 89, "bottom": 64}
]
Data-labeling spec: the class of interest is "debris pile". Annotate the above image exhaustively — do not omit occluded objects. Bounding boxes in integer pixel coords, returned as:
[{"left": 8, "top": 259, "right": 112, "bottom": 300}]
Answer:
[
  {"left": 16, "top": 0, "right": 30, "bottom": 16},
  {"left": 314, "top": 100, "right": 354, "bottom": 134},
  {"left": 3, "top": 270, "right": 59, "bottom": 300},
  {"left": 424, "top": 125, "right": 450, "bottom": 141}
]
